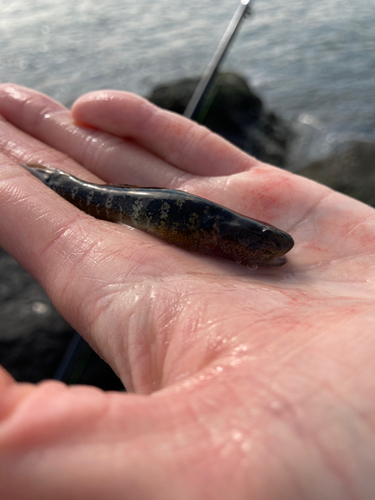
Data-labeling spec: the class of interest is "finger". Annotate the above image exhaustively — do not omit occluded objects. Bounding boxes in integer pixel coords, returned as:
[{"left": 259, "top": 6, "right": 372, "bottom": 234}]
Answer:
[
  {"left": 0, "top": 83, "right": 183, "bottom": 186},
  {"left": 0, "top": 112, "right": 102, "bottom": 183},
  {"left": 0, "top": 369, "right": 177, "bottom": 499},
  {"left": 0, "top": 365, "right": 260, "bottom": 500},
  {"left": 72, "top": 90, "right": 256, "bottom": 176}
]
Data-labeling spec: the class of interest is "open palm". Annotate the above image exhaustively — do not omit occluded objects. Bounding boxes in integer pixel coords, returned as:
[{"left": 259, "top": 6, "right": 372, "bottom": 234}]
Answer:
[{"left": 1, "top": 84, "right": 375, "bottom": 500}]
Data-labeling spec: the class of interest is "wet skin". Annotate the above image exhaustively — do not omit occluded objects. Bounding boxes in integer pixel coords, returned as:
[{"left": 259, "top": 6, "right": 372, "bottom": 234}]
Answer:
[
  {"left": 2, "top": 85, "right": 375, "bottom": 500},
  {"left": 22, "top": 164, "right": 294, "bottom": 267}
]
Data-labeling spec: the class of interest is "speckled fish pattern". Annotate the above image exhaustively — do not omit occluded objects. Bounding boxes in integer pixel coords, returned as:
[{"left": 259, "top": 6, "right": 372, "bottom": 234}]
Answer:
[{"left": 22, "top": 164, "right": 294, "bottom": 267}]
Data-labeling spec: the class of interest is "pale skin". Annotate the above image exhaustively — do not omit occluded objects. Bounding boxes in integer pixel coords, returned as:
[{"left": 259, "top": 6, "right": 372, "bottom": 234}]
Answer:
[{"left": 0, "top": 84, "right": 375, "bottom": 500}]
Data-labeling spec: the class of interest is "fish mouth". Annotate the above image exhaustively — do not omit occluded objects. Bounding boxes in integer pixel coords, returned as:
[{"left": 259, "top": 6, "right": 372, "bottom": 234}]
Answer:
[{"left": 261, "top": 255, "right": 288, "bottom": 267}]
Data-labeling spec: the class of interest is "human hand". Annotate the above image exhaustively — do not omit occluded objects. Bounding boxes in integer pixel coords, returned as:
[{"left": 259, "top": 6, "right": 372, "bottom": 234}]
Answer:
[{"left": 0, "top": 84, "right": 375, "bottom": 499}]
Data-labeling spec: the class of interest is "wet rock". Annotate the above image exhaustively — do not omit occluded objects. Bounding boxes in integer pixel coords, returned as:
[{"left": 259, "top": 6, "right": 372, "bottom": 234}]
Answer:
[
  {"left": 148, "top": 72, "right": 293, "bottom": 167},
  {"left": 299, "top": 141, "right": 375, "bottom": 207}
]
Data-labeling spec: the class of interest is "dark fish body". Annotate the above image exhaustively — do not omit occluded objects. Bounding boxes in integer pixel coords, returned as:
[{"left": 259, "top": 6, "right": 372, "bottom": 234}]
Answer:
[{"left": 22, "top": 164, "right": 294, "bottom": 266}]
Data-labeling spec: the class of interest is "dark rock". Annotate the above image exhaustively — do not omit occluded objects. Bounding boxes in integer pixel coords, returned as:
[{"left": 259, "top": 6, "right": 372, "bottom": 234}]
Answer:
[
  {"left": 147, "top": 72, "right": 293, "bottom": 167},
  {"left": 299, "top": 141, "right": 375, "bottom": 207},
  {"left": 0, "top": 247, "right": 123, "bottom": 389}
]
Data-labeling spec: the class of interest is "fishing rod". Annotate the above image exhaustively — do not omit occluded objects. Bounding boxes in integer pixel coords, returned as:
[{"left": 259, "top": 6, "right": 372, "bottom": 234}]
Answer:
[{"left": 183, "top": 0, "right": 253, "bottom": 121}]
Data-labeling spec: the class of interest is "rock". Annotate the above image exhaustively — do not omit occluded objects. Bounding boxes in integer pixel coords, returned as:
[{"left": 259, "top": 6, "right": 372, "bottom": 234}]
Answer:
[
  {"left": 299, "top": 141, "right": 375, "bottom": 207},
  {"left": 0, "top": 247, "right": 123, "bottom": 389},
  {"left": 147, "top": 72, "right": 293, "bottom": 167}
]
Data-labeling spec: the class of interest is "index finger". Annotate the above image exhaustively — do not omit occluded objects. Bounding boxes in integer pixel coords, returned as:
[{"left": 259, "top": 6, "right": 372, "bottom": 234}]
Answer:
[
  {"left": 72, "top": 90, "right": 257, "bottom": 176},
  {"left": 0, "top": 84, "right": 183, "bottom": 187}
]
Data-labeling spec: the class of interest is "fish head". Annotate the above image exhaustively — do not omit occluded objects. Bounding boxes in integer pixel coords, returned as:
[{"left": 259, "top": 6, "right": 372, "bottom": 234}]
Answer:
[{"left": 214, "top": 215, "right": 294, "bottom": 267}]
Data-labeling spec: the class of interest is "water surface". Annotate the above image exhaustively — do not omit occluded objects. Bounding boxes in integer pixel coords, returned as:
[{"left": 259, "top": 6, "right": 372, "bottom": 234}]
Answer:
[{"left": 1, "top": 0, "right": 374, "bottom": 166}]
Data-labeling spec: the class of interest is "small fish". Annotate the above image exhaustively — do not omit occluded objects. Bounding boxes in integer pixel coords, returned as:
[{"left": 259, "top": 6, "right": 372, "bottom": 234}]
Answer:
[{"left": 22, "top": 164, "right": 294, "bottom": 267}]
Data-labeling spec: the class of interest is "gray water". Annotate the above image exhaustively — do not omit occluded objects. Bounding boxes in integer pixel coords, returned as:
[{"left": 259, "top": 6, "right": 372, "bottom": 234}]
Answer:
[{"left": 1, "top": 0, "right": 374, "bottom": 167}]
